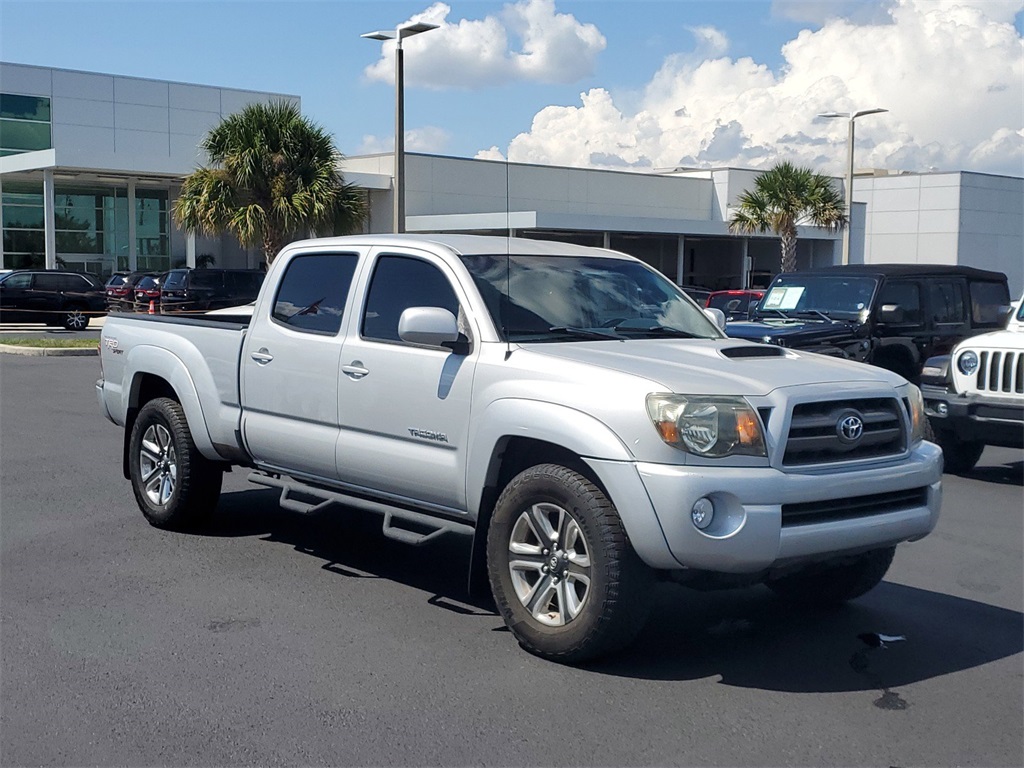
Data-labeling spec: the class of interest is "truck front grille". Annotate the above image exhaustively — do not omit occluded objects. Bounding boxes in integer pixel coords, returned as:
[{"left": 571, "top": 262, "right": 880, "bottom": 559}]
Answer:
[
  {"left": 783, "top": 397, "right": 905, "bottom": 466},
  {"left": 782, "top": 487, "right": 928, "bottom": 526},
  {"left": 977, "top": 350, "right": 1024, "bottom": 394}
]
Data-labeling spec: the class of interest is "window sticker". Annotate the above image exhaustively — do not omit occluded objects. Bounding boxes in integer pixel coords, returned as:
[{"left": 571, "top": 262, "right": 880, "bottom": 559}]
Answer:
[{"left": 763, "top": 286, "right": 805, "bottom": 311}]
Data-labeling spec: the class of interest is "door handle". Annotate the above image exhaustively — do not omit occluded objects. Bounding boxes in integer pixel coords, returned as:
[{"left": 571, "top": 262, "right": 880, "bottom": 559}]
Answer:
[
  {"left": 250, "top": 348, "right": 274, "bottom": 365},
  {"left": 342, "top": 361, "right": 369, "bottom": 380}
]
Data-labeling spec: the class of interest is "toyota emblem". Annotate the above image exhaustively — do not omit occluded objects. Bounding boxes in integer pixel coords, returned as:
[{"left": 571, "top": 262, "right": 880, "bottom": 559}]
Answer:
[{"left": 836, "top": 412, "right": 864, "bottom": 443}]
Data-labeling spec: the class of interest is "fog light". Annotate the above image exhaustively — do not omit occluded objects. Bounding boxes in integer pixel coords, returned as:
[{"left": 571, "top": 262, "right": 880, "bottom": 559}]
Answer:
[
  {"left": 691, "top": 497, "right": 714, "bottom": 530},
  {"left": 936, "top": 402, "right": 948, "bottom": 416}
]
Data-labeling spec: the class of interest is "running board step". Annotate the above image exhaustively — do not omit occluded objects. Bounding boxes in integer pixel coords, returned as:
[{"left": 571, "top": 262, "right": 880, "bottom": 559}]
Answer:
[{"left": 248, "top": 472, "right": 473, "bottom": 546}]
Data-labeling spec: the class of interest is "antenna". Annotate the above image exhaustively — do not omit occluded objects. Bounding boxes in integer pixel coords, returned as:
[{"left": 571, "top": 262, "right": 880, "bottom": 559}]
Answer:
[{"left": 504, "top": 156, "right": 512, "bottom": 361}]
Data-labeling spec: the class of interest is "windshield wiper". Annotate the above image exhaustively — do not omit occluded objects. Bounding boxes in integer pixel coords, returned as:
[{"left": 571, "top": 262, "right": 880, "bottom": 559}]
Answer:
[
  {"left": 547, "top": 326, "right": 622, "bottom": 340},
  {"left": 792, "top": 309, "right": 832, "bottom": 322},
  {"left": 611, "top": 324, "right": 698, "bottom": 338}
]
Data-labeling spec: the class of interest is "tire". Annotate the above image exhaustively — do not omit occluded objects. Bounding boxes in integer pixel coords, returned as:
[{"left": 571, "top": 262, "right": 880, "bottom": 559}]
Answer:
[
  {"left": 486, "top": 463, "right": 653, "bottom": 663},
  {"left": 767, "top": 546, "right": 895, "bottom": 606},
  {"left": 933, "top": 429, "right": 985, "bottom": 475},
  {"left": 128, "top": 397, "right": 223, "bottom": 529},
  {"left": 61, "top": 305, "right": 89, "bottom": 330}
]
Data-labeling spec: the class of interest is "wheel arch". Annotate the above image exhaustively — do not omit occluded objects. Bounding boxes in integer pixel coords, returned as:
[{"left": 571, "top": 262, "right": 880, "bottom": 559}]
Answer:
[
  {"left": 465, "top": 399, "right": 633, "bottom": 597},
  {"left": 120, "top": 348, "right": 217, "bottom": 478},
  {"left": 873, "top": 339, "right": 921, "bottom": 381}
]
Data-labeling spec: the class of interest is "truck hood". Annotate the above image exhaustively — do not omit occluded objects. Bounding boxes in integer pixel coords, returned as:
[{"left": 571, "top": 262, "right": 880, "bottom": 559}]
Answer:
[
  {"left": 524, "top": 338, "right": 901, "bottom": 397},
  {"left": 725, "top": 318, "right": 861, "bottom": 344}
]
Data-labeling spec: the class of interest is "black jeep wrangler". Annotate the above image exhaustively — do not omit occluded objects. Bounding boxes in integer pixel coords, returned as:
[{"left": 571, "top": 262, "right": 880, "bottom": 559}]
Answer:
[{"left": 725, "top": 264, "right": 1011, "bottom": 382}]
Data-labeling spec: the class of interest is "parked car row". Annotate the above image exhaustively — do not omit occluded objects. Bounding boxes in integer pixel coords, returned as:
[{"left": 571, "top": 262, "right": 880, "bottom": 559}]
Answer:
[
  {"left": 0, "top": 267, "right": 266, "bottom": 330},
  {"left": 105, "top": 268, "right": 265, "bottom": 315}
]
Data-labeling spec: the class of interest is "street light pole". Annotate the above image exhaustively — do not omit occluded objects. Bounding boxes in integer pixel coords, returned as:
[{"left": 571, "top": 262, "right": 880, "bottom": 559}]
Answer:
[
  {"left": 819, "top": 108, "right": 888, "bottom": 265},
  {"left": 362, "top": 21, "right": 439, "bottom": 234}
]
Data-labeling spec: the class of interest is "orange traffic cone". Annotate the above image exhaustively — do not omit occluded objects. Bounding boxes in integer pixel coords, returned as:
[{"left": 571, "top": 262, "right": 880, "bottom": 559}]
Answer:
[{"left": 148, "top": 300, "right": 156, "bottom": 315}]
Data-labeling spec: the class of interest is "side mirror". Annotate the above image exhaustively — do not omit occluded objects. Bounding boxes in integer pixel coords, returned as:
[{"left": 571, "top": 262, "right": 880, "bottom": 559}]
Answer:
[
  {"left": 877, "top": 303, "right": 905, "bottom": 324},
  {"left": 704, "top": 307, "right": 727, "bottom": 331},
  {"left": 398, "top": 306, "right": 460, "bottom": 348}
]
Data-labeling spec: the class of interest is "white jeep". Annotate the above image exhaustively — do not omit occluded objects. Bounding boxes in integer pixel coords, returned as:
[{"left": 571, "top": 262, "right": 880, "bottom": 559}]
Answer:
[{"left": 921, "top": 294, "right": 1024, "bottom": 473}]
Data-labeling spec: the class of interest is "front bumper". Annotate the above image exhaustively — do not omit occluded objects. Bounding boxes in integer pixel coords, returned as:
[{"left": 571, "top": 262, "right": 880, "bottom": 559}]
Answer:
[
  {"left": 922, "top": 384, "right": 1024, "bottom": 448},
  {"left": 589, "top": 441, "right": 942, "bottom": 574}
]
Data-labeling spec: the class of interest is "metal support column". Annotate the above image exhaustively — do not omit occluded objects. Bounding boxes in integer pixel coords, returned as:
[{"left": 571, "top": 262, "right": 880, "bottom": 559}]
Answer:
[
  {"left": 676, "top": 235, "right": 686, "bottom": 285},
  {"left": 186, "top": 231, "right": 196, "bottom": 268},
  {"left": 43, "top": 169, "right": 56, "bottom": 269},
  {"left": 127, "top": 179, "right": 137, "bottom": 271},
  {"left": 741, "top": 238, "right": 750, "bottom": 289}
]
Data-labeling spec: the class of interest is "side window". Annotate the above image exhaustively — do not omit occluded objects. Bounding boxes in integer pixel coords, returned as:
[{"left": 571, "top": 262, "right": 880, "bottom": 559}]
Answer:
[
  {"left": 361, "top": 255, "right": 460, "bottom": 343},
  {"left": 969, "top": 280, "right": 1010, "bottom": 325},
  {"left": 928, "top": 280, "right": 966, "bottom": 324},
  {"left": 33, "top": 274, "right": 63, "bottom": 291},
  {"left": 271, "top": 253, "right": 358, "bottom": 334},
  {"left": 876, "top": 280, "right": 922, "bottom": 323}
]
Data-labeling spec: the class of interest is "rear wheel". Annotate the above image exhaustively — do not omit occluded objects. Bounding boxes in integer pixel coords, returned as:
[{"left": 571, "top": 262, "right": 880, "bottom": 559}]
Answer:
[
  {"left": 487, "top": 463, "right": 653, "bottom": 663},
  {"left": 129, "top": 397, "right": 222, "bottom": 529},
  {"left": 61, "top": 305, "right": 89, "bottom": 330},
  {"left": 767, "top": 546, "right": 895, "bottom": 606}
]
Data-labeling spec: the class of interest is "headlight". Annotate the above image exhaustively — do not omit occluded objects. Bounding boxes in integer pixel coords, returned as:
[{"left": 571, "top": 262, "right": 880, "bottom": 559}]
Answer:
[
  {"left": 646, "top": 394, "right": 766, "bottom": 457},
  {"left": 907, "top": 384, "right": 926, "bottom": 443},
  {"left": 957, "top": 350, "right": 979, "bottom": 375}
]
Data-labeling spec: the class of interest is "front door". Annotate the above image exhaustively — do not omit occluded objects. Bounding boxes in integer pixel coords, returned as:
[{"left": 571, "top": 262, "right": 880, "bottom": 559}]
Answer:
[
  {"left": 335, "top": 250, "right": 478, "bottom": 514},
  {"left": 241, "top": 250, "right": 362, "bottom": 479}
]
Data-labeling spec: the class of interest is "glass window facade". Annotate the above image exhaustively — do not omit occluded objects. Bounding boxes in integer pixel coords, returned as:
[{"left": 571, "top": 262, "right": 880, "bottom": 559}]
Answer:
[
  {"left": 2, "top": 183, "right": 170, "bottom": 273},
  {"left": 1, "top": 182, "right": 45, "bottom": 269},
  {"left": 0, "top": 94, "right": 52, "bottom": 157}
]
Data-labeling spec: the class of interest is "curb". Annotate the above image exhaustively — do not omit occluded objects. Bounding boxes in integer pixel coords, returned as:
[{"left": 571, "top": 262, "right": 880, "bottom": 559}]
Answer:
[{"left": 0, "top": 344, "right": 97, "bottom": 356}]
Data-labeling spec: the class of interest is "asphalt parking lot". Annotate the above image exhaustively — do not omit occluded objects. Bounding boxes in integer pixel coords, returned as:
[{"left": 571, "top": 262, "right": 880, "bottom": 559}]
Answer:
[{"left": 1, "top": 354, "right": 1021, "bottom": 767}]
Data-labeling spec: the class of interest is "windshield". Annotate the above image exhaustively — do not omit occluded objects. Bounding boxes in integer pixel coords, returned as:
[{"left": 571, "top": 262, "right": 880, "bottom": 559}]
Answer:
[
  {"left": 459, "top": 254, "right": 722, "bottom": 343},
  {"left": 756, "top": 275, "right": 879, "bottom": 320}
]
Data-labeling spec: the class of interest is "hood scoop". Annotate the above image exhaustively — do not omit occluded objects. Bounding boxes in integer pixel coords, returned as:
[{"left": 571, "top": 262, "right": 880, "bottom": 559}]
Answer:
[{"left": 721, "top": 345, "right": 786, "bottom": 359}]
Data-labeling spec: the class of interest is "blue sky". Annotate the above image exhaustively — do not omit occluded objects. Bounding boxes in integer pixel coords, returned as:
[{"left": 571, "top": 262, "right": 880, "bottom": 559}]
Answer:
[{"left": 2, "top": 0, "right": 1022, "bottom": 176}]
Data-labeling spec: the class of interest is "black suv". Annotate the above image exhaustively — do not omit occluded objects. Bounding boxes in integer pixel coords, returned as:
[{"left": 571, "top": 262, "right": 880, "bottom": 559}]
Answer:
[
  {"left": 0, "top": 269, "right": 107, "bottom": 330},
  {"left": 158, "top": 268, "right": 265, "bottom": 314},
  {"left": 725, "top": 264, "right": 1011, "bottom": 382}
]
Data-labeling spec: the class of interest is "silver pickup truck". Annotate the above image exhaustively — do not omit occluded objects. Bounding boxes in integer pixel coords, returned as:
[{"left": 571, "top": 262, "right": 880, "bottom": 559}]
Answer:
[{"left": 98, "top": 234, "right": 942, "bottom": 663}]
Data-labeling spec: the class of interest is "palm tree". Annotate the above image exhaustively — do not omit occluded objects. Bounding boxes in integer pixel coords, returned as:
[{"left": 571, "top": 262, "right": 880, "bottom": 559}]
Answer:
[
  {"left": 728, "top": 161, "right": 847, "bottom": 273},
  {"left": 174, "top": 100, "right": 365, "bottom": 267}
]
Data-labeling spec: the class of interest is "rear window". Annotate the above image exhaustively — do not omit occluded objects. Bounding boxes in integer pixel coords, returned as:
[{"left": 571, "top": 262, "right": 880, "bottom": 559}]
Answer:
[
  {"left": 969, "top": 280, "right": 1011, "bottom": 324},
  {"left": 162, "top": 271, "right": 187, "bottom": 289},
  {"left": 136, "top": 276, "right": 159, "bottom": 291}
]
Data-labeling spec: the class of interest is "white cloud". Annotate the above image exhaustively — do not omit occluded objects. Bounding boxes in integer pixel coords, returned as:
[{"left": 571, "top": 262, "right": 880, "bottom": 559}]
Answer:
[
  {"left": 357, "top": 126, "right": 452, "bottom": 155},
  {"left": 362, "top": 0, "right": 605, "bottom": 89},
  {"left": 498, "top": 0, "right": 1024, "bottom": 176}
]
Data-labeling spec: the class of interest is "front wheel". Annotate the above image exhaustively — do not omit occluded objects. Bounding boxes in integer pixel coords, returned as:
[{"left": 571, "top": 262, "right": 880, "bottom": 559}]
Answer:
[
  {"left": 766, "top": 546, "right": 895, "bottom": 606},
  {"left": 128, "top": 397, "right": 222, "bottom": 529},
  {"left": 932, "top": 429, "right": 985, "bottom": 475},
  {"left": 487, "top": 464, "right": 653, "bottom": 663}
]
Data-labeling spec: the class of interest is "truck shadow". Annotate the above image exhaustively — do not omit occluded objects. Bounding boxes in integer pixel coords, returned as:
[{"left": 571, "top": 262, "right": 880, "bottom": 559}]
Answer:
[
  {"left": 205, "top": 487, "right": 1023, "bottom": 693},
  {"left": 962, "top": 458, "right": 1023, "bottom": 486}
]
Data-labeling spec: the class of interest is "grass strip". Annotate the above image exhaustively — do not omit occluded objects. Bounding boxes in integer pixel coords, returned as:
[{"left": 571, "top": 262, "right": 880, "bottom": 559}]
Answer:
[{"left": 0, "top": 338, "right": 99, "bottom": 349}]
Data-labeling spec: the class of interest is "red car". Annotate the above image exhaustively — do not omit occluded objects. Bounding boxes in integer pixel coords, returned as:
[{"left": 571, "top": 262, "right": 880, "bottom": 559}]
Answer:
[{"left": 705, "top": 289, "right": 765, "bottom": 321}]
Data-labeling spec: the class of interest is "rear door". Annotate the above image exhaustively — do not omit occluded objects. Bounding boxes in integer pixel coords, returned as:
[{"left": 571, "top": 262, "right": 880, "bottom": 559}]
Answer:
[
  {"left": 925, "top": 277, "right": 970, "bottom": 356},
  {"left": 241, "top": 249, "right": 363, "bottom": 479},
  {"left": 335, "top": 248, "right": 479, "bottom": 513}
]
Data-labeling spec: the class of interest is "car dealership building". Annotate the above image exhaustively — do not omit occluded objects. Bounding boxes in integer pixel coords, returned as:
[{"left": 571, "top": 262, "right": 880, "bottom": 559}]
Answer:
[{"left": 2, "top": 62, "right": 1021, "bottom": 294}]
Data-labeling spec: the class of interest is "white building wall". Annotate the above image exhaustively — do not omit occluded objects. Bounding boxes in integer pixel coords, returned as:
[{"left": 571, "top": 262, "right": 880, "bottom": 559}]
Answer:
[
  {"left": 1, "top": 62, "right": 298, "bottom": 174},
  {"left": 403, "top": 154, "right": 714, "bottom": 225},
  {"left": 959, "top": 173, "right": 1023, "bottom": 296},
  {"left": 855, "top": 173, "right": 961, "bottom": 266}
]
